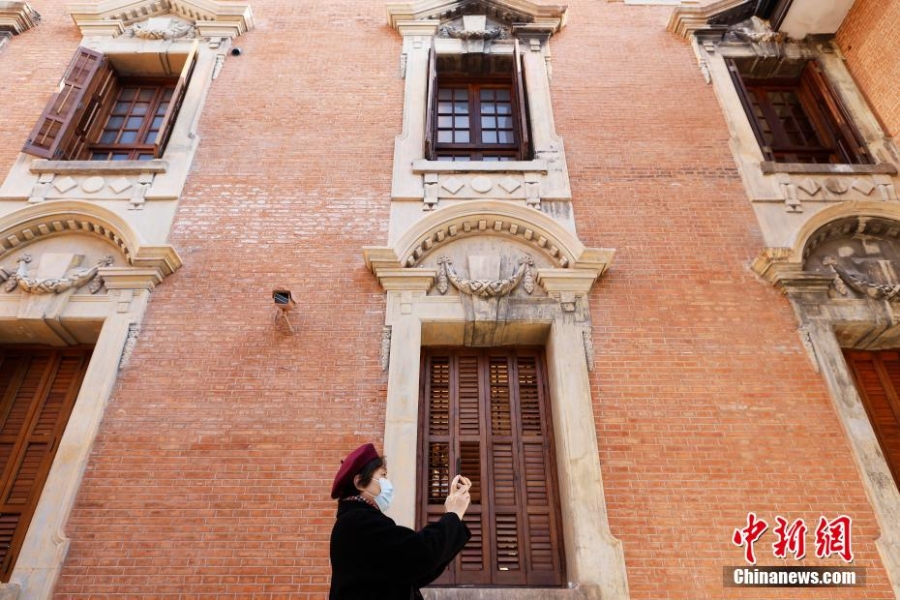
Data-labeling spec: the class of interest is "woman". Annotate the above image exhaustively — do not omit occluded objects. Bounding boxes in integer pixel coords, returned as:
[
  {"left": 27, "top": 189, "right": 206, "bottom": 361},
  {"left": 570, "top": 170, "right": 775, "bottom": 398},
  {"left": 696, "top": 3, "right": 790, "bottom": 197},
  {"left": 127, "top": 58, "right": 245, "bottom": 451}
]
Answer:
[{"left": 329, "top": 443, "right": 471, "bottom": 600}]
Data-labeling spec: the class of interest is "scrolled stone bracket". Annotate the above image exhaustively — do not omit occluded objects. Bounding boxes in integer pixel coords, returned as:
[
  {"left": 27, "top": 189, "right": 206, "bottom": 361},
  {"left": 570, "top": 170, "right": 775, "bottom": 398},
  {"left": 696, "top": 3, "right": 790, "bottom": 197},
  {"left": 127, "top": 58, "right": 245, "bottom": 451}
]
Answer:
[
  {"left": 0, "top": 253, "right": 113, "bottom": 294},
  {"left": 380, "top": 326, "right": 392, "bottom": 372},
  {"left": 434, "top": 255, "right": 535, "bottom": 297},
  {"left": 796, "top": 324, "right": 820, "bottom": 373},
  {"left": 119, "top": 323, "right": 141, "bottom": 370},
  {"left": 582, "top": 328, "right": 595, "bottom": 372}
]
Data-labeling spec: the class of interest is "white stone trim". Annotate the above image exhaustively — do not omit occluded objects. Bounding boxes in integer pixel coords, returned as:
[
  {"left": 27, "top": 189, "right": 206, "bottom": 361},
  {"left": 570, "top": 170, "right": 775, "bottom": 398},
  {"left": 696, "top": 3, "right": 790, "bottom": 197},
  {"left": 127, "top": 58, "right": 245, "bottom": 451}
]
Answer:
[
  {"left": 677, "top": 36, "right": 900, "bottom": 251},
  {"left": 386, "top": 0, "right": 567, "bottom": 34},
  {"left": 0, "top": 200, "right": 179, "bottom": 599},
  {"left": 67, "top": 0, "right": 253, "bottom": 39},
  {"left": 377, "top": 200, "right": 612, "bottom": 270},
  {"left": 3, "top": 305, "right": 148, "bottom": 600},
  {"left": 388, "top": 7, "right": 572, "bottom": 219},
  {"left": 371, "top": 270, "right": 628, "bottom": 599},
  {"left": 667, "top": 0, "right": 745, "bottom": 39},
  {"left": 751, "top": 211, "right": 900, "bottom": 598},
  {"left": 0, "top": 200, "right": 181, "bottom": 275},
  {"left": 0, "top": 1, "right": 39, "bottom": 35}
]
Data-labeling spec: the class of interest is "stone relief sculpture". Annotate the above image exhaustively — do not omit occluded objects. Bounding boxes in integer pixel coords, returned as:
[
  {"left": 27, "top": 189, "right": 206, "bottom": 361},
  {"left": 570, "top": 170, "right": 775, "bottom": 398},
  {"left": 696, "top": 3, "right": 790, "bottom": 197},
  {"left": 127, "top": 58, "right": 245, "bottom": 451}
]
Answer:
[
  {"left": 439, "top": 24, "right": 507, "bottom": 40},
  {"left": 435, "top": 255, "right": 534, "bottom": 298},
  {"left": 0, "top": 254, "right": 113, "bottom": 294},
  {"left": 725, "top": 16, "right": 785, "bottom": 43},
  {"left": 124, "top": 17, "right": 196, "bottom": 39},
  {"left": 119, "top": 324, "right": 141, "bottom": 370},
  {"left": 823, "top": 255, "right": 900, "bottom": 302}
]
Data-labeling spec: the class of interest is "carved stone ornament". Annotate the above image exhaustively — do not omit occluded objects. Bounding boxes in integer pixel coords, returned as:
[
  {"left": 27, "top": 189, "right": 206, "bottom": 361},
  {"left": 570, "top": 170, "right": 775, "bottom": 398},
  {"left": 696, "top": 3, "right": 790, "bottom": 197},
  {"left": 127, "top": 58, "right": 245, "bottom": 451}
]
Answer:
[
  {"left": 435, "top": 255, "right": 535, "bottom": 298},
  {"left": 0, "top": 254, "right": 113, "bottom": 294},
  {"left": 582, "top": 329, "right": 595, "bottom": 372},
  {"left": 124, "top": 17, "right": 197, "bottom": 39},
  {"left": 796, "top": 325, "right": 820, "bottom": 373},
  {"left": 380, "top": 326, "right": 392, "bottom": 372},
  {"left": 439, "top": 24, "right": 507, "bottom": 40},
  {"left": 823, "top": 255, "right": 900, "bottom": 302},
  {"left": 119, "top": 324, "right": 141, "bottom": 370},
  {"left": 724, "top": 16, "right": 785, "bottom": 43}
]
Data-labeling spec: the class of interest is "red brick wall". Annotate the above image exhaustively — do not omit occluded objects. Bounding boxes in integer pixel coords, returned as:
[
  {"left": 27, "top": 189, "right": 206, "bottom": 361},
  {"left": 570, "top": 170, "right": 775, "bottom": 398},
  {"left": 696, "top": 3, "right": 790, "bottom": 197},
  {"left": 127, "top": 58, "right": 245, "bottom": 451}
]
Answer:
[
  {"left": 0, "top": 0, "right": 895, "bottom": 598},
  {"left": 837, "top": 0, "right": 900, "bottom": 137}
]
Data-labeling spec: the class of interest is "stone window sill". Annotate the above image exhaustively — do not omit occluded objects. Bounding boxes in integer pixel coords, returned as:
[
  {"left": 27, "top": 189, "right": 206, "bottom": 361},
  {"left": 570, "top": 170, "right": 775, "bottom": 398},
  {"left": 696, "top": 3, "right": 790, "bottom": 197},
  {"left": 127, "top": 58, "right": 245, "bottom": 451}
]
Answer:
[
  {"left": 760, "top": 161, "right": 897, "bottom": 175},
  {"left": 413, "top": 159, "right": 548, "bottom": 174},
  {"left": 30, "top": 159, "right": 168, "bottom": 175},
  {"left": 422, "top": 585, "right": 597, "bottom": 599}
]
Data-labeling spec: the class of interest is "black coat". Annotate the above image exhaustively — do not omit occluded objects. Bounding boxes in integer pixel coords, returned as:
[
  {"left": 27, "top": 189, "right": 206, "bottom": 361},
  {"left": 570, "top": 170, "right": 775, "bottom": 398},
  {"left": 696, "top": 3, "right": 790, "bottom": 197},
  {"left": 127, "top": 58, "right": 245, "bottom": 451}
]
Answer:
[{"left": 329, "top": 499, "right": 471, "bottom": 600}]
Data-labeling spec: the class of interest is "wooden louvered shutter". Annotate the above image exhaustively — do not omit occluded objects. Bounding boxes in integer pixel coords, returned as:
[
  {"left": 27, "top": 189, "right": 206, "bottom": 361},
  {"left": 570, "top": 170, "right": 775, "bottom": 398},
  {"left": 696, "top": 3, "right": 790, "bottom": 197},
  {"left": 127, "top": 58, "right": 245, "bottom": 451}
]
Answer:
[
  {"left": 512, "top": 38, "right": 530, "bottom": 160},
  {"left": 844, "top": 350, "right": 900, "bottom": 491},
  {"left": 419, "top": 349, "right": 564, "bottom": 587},
  {"left": 800, "top": 61, "right": 871, "bottom": 165},
  {"left": 424, "top": 40, "right": 438, "bottom": 161},
  {"left": 0, "top": 348, "right": 91, "bottom": 582},
  {"left": 23, "top": 48, "right": 113, "bottom": 160},
  {"left": 153, "top": 41, "right": 197, "bottom": 158},
  {"left": 726, "top": 59, "right": 775, "bottom": 162}
]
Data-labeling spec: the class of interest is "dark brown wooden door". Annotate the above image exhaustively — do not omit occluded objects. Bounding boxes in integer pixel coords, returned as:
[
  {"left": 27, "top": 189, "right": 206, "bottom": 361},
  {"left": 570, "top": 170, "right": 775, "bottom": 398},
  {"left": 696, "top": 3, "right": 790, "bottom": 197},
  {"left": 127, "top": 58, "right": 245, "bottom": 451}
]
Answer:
[
  {"left": 0, "top": 348, "right": 91, "bottom": 581},
  {"left": 418, "top": 348, "right": 565, "bottom": 587},
  {"left": 844, "top": 350, "right": 900, "bottom": 492}
]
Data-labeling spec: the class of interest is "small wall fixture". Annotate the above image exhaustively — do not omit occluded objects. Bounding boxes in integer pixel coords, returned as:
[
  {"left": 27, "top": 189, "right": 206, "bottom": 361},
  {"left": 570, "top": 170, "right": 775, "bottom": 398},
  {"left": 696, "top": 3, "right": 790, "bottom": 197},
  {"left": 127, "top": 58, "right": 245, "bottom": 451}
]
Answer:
[{"left": 272, "top": 289, "right": 297, "bottom": 333}]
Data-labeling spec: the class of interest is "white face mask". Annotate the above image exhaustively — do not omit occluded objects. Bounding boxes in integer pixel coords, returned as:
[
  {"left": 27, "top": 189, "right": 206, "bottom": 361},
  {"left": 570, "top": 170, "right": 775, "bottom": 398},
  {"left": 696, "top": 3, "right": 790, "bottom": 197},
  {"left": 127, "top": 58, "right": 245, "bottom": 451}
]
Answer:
[{"left": 373, "top": 478, "right": 394, "bottom": 512}]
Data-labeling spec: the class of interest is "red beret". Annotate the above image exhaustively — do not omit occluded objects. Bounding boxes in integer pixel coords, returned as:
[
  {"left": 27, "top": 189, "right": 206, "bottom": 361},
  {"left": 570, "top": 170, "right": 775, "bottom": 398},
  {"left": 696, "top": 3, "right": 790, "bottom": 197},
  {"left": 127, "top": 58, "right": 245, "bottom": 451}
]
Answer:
[{"left": 331, "top": 443, "right": 380, "bottom": 499}]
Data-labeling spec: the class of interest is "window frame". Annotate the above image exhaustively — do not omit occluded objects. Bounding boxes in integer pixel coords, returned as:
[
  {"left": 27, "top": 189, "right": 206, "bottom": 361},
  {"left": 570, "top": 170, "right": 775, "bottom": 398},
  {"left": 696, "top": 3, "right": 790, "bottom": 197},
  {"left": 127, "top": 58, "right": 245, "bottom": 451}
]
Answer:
[
  {"left": 425, "top": 38, "right": 531, "bottom": 163},
  {"left": 22, "top": 43, "right": 197, "bottom": 162},
  {"left": 728, "top": 58, "right": 872, "bottom": 165},
  {"left": 416, "top": 347, "right": 566, "bottom": 588},
  {"left": 433, "top": 78, "right": 522, "bottom": 161}
]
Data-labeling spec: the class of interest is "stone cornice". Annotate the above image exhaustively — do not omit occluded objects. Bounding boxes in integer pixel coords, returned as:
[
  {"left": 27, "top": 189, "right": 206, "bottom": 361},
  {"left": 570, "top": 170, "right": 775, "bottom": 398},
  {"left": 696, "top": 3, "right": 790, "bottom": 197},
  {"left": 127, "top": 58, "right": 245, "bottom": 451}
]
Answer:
[
  {"left": 0, "top": 1, "right": 40, "bottom": 35},
  {"left": 387, "top": 0, "right": 566, "bottom": 34},
  {"left": 667, "top": 0, "right": 748, "bottom": 39},
  {"left": 67, "top": 0, "right": 253, "bottom": 38}
]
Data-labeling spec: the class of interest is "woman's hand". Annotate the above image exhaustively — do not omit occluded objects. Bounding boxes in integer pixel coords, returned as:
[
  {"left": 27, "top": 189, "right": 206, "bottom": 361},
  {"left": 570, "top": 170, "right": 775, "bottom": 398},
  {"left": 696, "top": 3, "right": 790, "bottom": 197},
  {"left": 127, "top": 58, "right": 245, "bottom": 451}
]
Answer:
[{"left": 444, "top": 475, "right": 472, "bottom": 520}]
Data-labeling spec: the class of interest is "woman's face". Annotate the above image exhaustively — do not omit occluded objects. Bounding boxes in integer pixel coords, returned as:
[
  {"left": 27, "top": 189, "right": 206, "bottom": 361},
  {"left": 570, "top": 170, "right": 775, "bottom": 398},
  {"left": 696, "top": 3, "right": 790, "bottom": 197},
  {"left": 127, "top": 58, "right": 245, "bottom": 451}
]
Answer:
[{"left": 358, "top": 464, "right": 388, "bottom": 497}]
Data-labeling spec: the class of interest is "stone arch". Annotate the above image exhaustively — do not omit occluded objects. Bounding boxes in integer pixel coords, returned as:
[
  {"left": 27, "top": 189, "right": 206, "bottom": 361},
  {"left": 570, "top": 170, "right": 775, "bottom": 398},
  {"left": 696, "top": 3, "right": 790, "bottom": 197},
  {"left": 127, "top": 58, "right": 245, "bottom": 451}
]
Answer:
[
  {"left": 0, "top": 201, "right": 181, "bottom": 276},
  {"left": 790, "top": 201, "right": 900, "bottom": 264},
  {"left": 393, "top": 200, "right": 608, "bottom": 271}
]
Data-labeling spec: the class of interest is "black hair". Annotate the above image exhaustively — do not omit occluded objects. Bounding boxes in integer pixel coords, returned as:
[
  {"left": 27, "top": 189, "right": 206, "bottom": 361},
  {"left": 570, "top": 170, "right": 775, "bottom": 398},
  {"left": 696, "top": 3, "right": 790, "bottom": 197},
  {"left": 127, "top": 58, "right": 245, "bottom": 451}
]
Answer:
[{"left": 339, "top": 455, "right": 385, "bottom": 499}]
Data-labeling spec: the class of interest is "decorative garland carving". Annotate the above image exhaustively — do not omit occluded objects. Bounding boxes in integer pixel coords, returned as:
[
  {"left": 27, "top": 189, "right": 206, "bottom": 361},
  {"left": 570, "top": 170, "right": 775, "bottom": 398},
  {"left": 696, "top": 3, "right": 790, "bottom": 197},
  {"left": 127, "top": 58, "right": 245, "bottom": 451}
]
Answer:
[
  {"left": 822, "top": 256, "right": 900, "bottom": 301},
  {"left": 0, "top": 254, "right": 113, "bottom": 294},
  {"left": 439, "top": 24, "right": 507, "bottom": 40},
  {"left": 124, "top": 19, "right": 197, "bottom": 39},
  {"left": 435, "top": 255, "right": 534, "bottom": 298}
]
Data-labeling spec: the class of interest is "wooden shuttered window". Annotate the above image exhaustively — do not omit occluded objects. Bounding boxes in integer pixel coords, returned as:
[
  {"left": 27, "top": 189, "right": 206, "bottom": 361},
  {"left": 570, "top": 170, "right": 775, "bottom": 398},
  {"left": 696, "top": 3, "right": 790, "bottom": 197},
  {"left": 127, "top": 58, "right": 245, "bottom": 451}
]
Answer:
[
  {"left": 0, "top": 348, "right": 91, "bottom": 582},
  {"left": 22, "top": 48, "right": 115, "bottom": 160},
  {"left": 512, "top": 39, "right": 530, "bottom": 162},
  {"left": 427, "top": 43, "right": 531, "bottom": 162},
  {"left": 153, "top": 40, "right": 197, "bottom": 160},
  {"left": 22, "top": 44, "right": 196, "bottom": 161},
  {"left": 727, "top": 59, "right": 870, "bottom": 165},
  {"left": 418, "top": 348, "right": 565, "bottom": 587},
  {"left": 424, "top": 40, "right": 438, "bottom": 161},
  {"left": 844, "top": 350, "right": 900, "bottom": 492}
]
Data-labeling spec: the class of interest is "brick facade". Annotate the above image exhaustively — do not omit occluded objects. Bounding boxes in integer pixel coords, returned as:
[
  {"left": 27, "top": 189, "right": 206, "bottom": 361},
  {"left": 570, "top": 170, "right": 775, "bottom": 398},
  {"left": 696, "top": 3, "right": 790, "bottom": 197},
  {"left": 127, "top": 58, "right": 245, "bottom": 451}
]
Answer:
[
  {"left": 837, "top": 0, "right": 900, "bottom": 137},
  {"left": 0, "top": 0, "right": 896, "bottom": 598}
]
